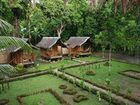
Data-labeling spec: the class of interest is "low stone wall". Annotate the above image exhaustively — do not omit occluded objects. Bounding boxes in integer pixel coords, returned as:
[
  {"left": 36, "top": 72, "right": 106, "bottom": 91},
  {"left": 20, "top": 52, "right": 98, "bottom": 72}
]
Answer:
[{"left": 0, "top": 70, "right": 50, "bottom": 84}]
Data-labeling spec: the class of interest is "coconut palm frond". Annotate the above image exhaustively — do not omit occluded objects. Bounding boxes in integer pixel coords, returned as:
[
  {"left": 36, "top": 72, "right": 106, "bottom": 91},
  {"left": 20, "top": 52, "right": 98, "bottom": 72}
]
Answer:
[
  {"left": 0, "top": 18, "right": 13, "bottom": 34},
  {"left": 0, "top": 36, "right": 32, "bottom": 52},
  {"left": 0, "top": 64, "right": 16, "bottom": 80}
]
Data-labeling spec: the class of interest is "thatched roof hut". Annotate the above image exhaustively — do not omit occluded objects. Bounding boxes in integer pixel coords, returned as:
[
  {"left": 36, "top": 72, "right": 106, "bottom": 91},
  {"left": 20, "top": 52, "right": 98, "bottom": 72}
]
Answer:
[
  {"left": 0, "top": 38, "right": 37, "bottom": 66},
  {"left": 9, "top": 46, "right": 36, "bottom": 66},
  {"left": 66, "top": 37, "right": 92, "bottom": 57},
  {"left": 36, "top": 37, "right": 66, "bottom": 60}
]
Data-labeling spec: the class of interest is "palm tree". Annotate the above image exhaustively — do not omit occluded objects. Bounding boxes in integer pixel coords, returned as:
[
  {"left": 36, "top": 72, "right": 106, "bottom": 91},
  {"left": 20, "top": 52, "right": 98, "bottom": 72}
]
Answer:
[
  {"left": 0, "top": 18, "right": 13, "bottom": 34},
  {"left": 0, "top": 18, "right": 31, "bottom": 82}
]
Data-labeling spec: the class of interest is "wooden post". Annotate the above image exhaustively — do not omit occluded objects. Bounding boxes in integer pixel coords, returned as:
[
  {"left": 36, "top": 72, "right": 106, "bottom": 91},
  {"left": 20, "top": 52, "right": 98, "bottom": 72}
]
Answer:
[{"left": 61, "top": 46, "right": 62, "bottom": 56}]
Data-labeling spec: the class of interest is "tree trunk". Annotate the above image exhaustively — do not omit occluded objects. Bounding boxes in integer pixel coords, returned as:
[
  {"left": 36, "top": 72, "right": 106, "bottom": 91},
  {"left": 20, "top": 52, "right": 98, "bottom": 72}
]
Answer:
[
  {"left": 114, "top": 0, "right": 118, "bottom": 14},
  {"left": 13, "top": 17, "right": 20, "bottom": 37},
  {"left": 28, "top": 18, "right": 31, "bottom": 43},
  {"left": 57, "top": 23, "right": 65, "bottom": 37},
  {"left": 27, "top": 3, "right": 32, "bottom": 43},
  {"left": 121, "top": 0, "right": 127, "bottom": 14}
]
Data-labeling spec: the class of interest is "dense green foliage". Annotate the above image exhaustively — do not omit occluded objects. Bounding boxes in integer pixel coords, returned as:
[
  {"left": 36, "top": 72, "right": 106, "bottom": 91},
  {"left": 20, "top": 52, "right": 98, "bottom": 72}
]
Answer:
[{"left": 0, "top": 0, "right": 139, "bottom": 56}]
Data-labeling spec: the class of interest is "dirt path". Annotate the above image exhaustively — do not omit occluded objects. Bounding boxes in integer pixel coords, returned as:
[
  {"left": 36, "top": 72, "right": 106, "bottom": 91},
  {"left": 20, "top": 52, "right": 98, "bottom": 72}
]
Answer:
[{"left": 53, "top": 69, "right": 139, "bottom": 105}]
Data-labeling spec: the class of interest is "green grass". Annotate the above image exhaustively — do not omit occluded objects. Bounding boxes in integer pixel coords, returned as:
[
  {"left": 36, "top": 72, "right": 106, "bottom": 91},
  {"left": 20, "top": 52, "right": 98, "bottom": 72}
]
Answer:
[
  {"left": 27, "top": 59, "right": 78, "bottom": 72},
  {"left": 24, "top": 92, "right": 61, "bottom": 105},
  {"left": 64, "top": 56, "right": 140, "bottom": 98},
  {"left": 0, "top": 75, "right": 112, "bottom": 105}
]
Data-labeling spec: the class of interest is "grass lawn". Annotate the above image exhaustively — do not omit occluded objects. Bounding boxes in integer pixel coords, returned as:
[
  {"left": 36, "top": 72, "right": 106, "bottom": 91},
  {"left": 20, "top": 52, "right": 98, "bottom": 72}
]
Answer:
[
  {"left": 64, "top": 56, "right": 140, "bottom": 99},
  {"left": 27, "top": 59, "right": 79, "bottom": 72},
  {"left": 24, "top": 92, "right": 61, "bottom": 105},
  {"left": 0, "top": 75, "right": 112, "bottom": 105}
]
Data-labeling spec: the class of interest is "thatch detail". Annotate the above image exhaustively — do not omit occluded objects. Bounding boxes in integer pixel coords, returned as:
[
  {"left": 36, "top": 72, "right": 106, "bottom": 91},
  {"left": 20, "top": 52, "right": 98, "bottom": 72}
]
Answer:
[{"left": 36, "top": 37, "right": 66, "bottom": 49}]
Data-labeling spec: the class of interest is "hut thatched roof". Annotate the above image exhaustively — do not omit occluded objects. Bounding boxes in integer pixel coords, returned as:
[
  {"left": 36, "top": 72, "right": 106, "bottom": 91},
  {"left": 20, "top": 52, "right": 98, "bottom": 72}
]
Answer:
[
  {"left": 36, "top": 37, "right": 66, "bottom": 49},
  {"left": 8, "top": 46, "right": 21, "bottom": 53},
  {"left": 7, "top": 38, "right": 29, "bottom": 53},
  {"left": 66, "top": 37, "right": 90, "bottom": 48}
]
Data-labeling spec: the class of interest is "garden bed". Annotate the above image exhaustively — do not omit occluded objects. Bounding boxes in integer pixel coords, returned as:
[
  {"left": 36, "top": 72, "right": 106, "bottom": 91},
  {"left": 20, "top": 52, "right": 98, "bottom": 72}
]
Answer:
[
  {"left": 0, "top": 74, "right": 112, "bottom": 105},
  {"left": 17, "top": 88, "right": 70, "bottom": 105},
  {"left": 60, "top": 70, "right": 140, "bottom": 104},
  {"left": 0, "top": 99, "right": 9, "bottom": 105},
  {"left": 119, "top": 70, "right": 140, "bottom": 79},
  {"left": 62, "top": 57, "right": 140, "bottom": 104}
]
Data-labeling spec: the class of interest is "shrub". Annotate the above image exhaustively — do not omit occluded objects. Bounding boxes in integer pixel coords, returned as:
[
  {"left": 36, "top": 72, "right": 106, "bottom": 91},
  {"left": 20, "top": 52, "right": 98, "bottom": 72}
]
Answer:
[
  {"left": 16, "top": 63, "right": 26, "bottom": 73},
  {"left": 96, "top": 91, "right": 101, "bottom": 102},
  {"left": 34, "top": 63, "right": 39, "bottom": 69},
  {"left": 86, "top": 70, "right": 96, "bottom": 75},
  {"left": 63, "top": 88, "right": 77, "bottom": 95},
  {"left": 0, "top": 99, "right": 9, "bottom": 105},
  {"left": 126, "top": 88, "right": 132, "bottom": 96},
  {"left": 79, "top": 80, "right": 85, "bottom": 88},
  {"left": 105, "top": 78, "right": 111, "bottom": 86},
  {"left": 59, "top": 85, "right": 67, "bottom": 89},
  {"left": 60, "top": 65, "right": 64, "bottom": 70}
]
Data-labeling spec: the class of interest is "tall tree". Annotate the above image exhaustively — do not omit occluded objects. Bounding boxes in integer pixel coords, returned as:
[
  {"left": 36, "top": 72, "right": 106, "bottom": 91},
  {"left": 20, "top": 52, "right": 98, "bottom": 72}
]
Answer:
[{"left": 42, "top": 0, "right": 82, "bottom": 37}]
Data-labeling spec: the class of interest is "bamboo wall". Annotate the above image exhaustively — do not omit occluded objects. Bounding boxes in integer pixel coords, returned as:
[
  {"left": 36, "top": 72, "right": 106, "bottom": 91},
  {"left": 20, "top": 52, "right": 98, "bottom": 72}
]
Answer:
[
  {"left": 11, "top": 50, "right": 36, "bottom": 65},
  {"left": 0, "top": 50, "right": 10, "bottom": 64},
  {"left": 40, "top": 44, "right": 61, "bottom": 58}
]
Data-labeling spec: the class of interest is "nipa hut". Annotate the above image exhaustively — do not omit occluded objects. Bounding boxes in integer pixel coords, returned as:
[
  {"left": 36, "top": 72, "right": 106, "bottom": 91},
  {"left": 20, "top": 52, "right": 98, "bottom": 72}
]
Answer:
[
  {"left": 9, "top": 46, "right": 36, "bottom": 66},
  {"left": 66, "top": 37, "right": 92, "bottom": 57},
  {"left": 36, "top": 37, "right": 66, "bottom": 60}
]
